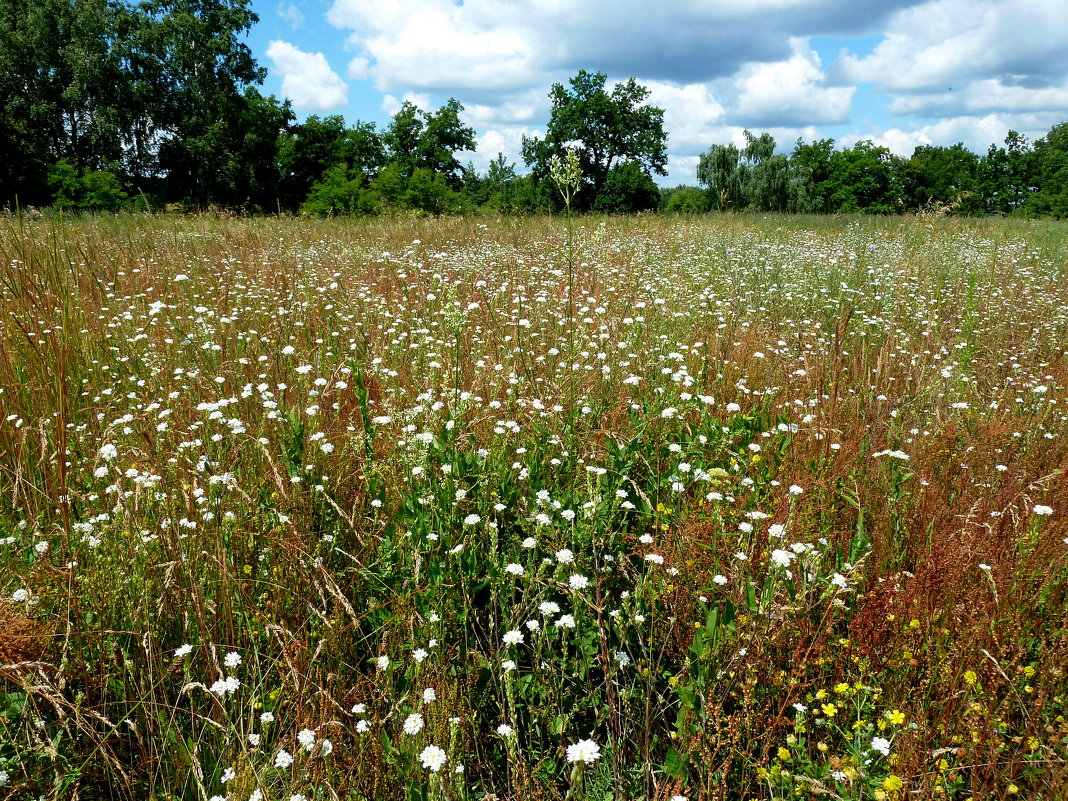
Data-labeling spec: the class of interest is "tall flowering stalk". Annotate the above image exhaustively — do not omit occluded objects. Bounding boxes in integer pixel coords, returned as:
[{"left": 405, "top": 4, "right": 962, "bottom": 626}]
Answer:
[{"left": 550, "top": 148, "right": 582, "bottom": 458}]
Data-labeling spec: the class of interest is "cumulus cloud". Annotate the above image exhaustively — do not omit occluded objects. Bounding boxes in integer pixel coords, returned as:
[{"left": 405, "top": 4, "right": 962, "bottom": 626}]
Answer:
[
  {"left": 734, "top": 39, "right": 855, "bottom": 126},
  {"left": 297, "top": 0, "right": 1064, "bottom": 182},
  {"left": 277, "top": 2, "right": 304, "bottom": 29},
  {"left": 888, "top": 78, "right": 1068, "bottom": 117},
  {"left": 841, "top": 112, "right": 1061, "bottom": 156},
  {"left": 324, "top": 0, "right": 924, "bottom": 96},
  {"left": 643, "top": 81, "right": 727, "bottom": 153},
  {"left": 833, "top": 0, "right": 1068, "bottom": 97},
  {"left": 381, "top": 92, "right": 432, "bottom": 117},
  {"left": 266, "top": 41, "right": 348, "bottom": 111}
]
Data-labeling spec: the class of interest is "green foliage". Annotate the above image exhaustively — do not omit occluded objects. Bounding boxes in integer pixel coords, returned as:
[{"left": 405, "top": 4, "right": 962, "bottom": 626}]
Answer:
[
  {"left": 383, "top": 98, "right": 476, "bottom": 188},
  {"left": 1023, "top": 121, "right": 1068, "bottom": 219},
  {"left": 741, "top": 131, "right": 789, "bottom": 212},
  {"left": 696, "top": 143, "right": 744, "bottom": 211},
  {"left": 661, "top": 186, "right": 709, "bottom": 214},
  {"left": 300, "top": 163, "right": 375, "bottom": 216},
  {"left": 47, "top": 159, "right": 128, "bottom": 211},
  {"left": 899, "top": 143, "right": 982, "bottom": 214},
  {"left": 401, "top": 168, "right": 462, "bottom": 214},
  {"left": 788, "top": 137, "right": 835, "bottom": 213},
  {"left": 824, "top": 140, "right": 903, "bottom": 214},
  {"left": 522, "top": 70, "right": 667, "bottom": 211},
  {"left": 279, "top": 116, "right": 385, "bottom": 211},
  {"left": 591, "top": 161, "right": 661, "bottom": 213}
]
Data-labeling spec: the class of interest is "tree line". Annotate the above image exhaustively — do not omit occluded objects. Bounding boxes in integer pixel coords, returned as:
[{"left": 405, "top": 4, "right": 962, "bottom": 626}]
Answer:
[
  {"left": 668, "top": 127, "right": 1068, "bottom": 218},
  {"left": 2, "top": 0, "right": 1066, "bottom": 217}
]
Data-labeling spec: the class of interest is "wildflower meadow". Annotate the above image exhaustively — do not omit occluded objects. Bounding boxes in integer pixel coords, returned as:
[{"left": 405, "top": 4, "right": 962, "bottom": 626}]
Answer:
[{"left": 1, "top": 210, "right": 1066, "bottom": 800}]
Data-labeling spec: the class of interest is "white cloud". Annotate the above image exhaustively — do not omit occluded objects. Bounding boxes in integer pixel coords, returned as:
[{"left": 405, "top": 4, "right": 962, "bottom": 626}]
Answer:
[
  {"left": 475, "top": 128, "right": 540, "bottom": 171},
  {"left": 381, "top": 93, "right": 432, "bottom": 117},
  {"left": 888, "top": 78, "right": 1068, "bottom": 116},
  {"left": 643, "top": 81, "right": 727, "bottom": 153},
  {"left": 266, "top": 41, "right": 348, "bottom": 112},
  {"left": 735, "top": 39, "right": 855, "bottom": 126},
  {"left": 327, "top": 0, "right": 538, "bottom": 93},
  {"left": 347, "top": 57, "right": 371, "bottom": 81},
  {"left": 324, "top": 0, "right": 924, "bottom": 95},
  {"left": 298, "top": 0, "right": 1064, "bottom": 182},
  {"left": 841, "top": 112, "right": 1060, "bottom": 156},
  {"left": 277, "top": 2, "right": 304, "bottom": 29},
  {"left": 835, "top": 0, "right": 1068, "bottom": 95}
]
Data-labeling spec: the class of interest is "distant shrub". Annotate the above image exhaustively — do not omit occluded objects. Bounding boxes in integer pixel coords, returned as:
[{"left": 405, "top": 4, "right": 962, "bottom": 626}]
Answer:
[
  {"left": 301, "top": 163, "right": 377, "bottom": 216},
  {"left": 664, "top": 186, "right": 710, "bottom": 214},
  {"left": 48, "top": 159, "right": 128, "bottom": 211}
]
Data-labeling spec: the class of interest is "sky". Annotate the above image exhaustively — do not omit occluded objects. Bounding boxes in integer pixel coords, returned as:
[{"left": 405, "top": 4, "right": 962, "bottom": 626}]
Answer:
[{"left": 245, "top": 0, "right": 1068, "bottom": 185}]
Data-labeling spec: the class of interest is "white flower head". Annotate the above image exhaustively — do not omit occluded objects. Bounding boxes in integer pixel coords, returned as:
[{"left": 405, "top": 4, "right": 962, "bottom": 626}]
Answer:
[
  {"left": 566, "top": 738, "right": 601, "bottom": 764},
  {"left": 297, "top": 728, "right": 316, "bottom": 751},
  {"left": 420, "top": 744, "right": 447, "bottom": 772},
  {"left": 539, "top": 601, "right": 561, "bottom": 616},
  {"left": 770, "top": 549, "right": 795, "bottom": 568},
  {"left": 404, "top": 713, "right": 425, "bottom": 735}
]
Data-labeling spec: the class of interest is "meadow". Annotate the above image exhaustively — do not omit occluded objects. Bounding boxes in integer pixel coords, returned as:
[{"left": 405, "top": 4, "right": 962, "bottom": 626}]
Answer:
[{"left": 0, "top": 211, "right": 1066, "bottom": 800}]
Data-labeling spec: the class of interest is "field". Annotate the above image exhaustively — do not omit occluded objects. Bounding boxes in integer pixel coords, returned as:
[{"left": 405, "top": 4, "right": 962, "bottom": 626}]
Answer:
[{"left": 1, "top": 212, "right": 1066, "bottom": 800}]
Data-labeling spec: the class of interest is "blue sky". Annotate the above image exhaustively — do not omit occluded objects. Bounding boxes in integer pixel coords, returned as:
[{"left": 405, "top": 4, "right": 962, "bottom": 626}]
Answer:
[{"left": 244, "top": 0, "right": 1068, "bottom": 184}]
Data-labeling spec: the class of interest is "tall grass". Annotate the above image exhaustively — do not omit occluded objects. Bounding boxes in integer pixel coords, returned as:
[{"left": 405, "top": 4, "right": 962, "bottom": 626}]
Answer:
[{"left": 0, "top": 211, "right": 1066, "bottom": 800}]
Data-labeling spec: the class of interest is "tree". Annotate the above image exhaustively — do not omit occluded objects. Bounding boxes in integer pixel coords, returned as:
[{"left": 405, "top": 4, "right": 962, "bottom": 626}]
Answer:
[
  {"left": 132, "top": 0, "right": 274, "bottom": 206},
  {"left": 697, "top": 143, "right": 744, "bottom": 211},
  {"left": 0, "top": 0, "right": 130, "bottom": 205},
  {"left": 662, "top": 186, "right": 709, "bottom": 214},
  {"left": 278, "top": 116, "right": 384, "bottom": 210},
  {"left": 417, "top": 98, "right": 476, "bottom": 188},
  {"left": 824, "top": 140, "right": 902, "bottom": 214},
  {"left": 740, "top": 131, "right": 788, "bottom": 212},
  {"left": 899, "top": 143, "right": 981, "bottom": 214},
  {"left": 592, "top": 161, "right": 661, "bottom": 213},
  {"left": 383, "top": 98, "right": 475, "bottom": 187},
  {"left": 522, "top": 70, "right": 667, "bottom": 211},
  {"left": 1024, "top": 121, "right": 1068, "bottom": 218},
  {"left": 48, "top": 158, "right": 128, "bottom": 210},
  {"left": 788, "top": 138, "right": 835, "bottom": 213}
]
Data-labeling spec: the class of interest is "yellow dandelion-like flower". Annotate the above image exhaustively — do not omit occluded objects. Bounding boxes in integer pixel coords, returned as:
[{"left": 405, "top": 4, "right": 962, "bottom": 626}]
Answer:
[
  {"left": 883, "top": 774, "right": 904, "bottom": 793},
  {"left": 963, "top": 670, "right": 978, "bottom": 686}
]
